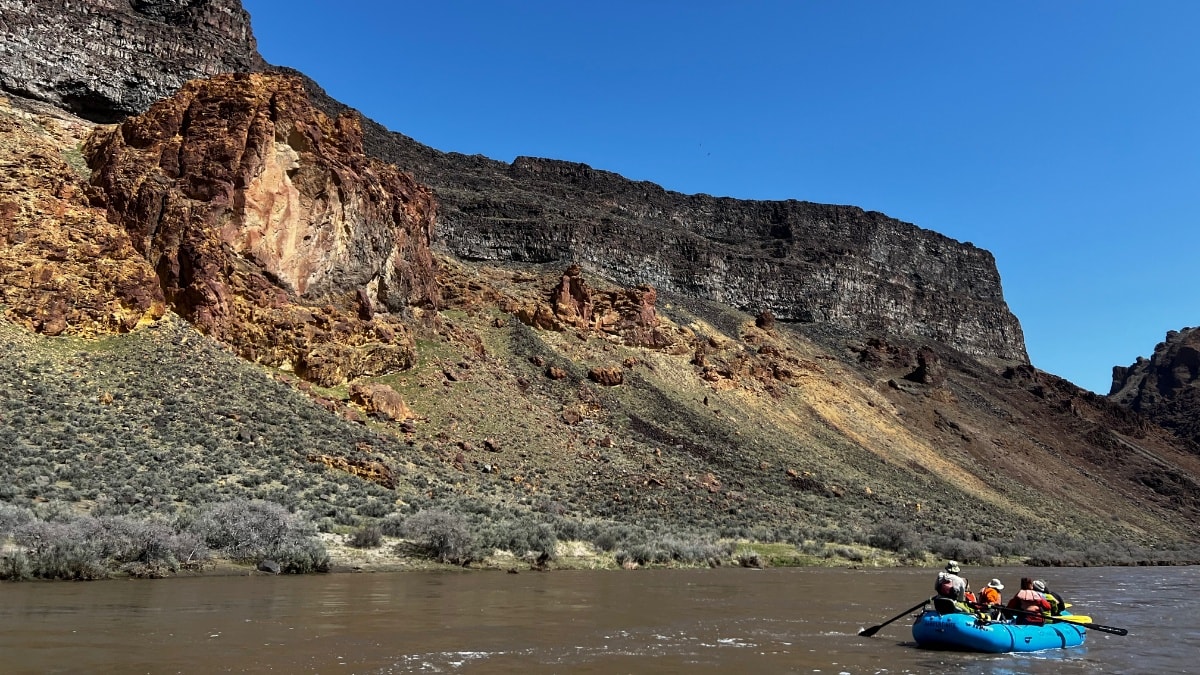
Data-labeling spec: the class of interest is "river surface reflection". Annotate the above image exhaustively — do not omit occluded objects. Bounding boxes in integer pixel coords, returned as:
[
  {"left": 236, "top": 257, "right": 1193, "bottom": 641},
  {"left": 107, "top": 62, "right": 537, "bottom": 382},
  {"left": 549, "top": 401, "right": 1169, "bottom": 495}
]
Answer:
[{"left": 2, "top": 565, "right": 1196, "bottom": 674}]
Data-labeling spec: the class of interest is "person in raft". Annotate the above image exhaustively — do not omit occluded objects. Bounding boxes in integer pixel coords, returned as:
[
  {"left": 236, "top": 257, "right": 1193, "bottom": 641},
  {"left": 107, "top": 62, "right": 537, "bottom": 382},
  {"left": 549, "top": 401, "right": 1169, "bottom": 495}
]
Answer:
[
  {"left": 932, "top": 560, "right": 975, "bottom": 613},
  {"left": 977, "top": 578, "right": 1004, "bottom": 619},
  {"left": 1006, "top": 577, "right": 1051, "bottom": 625},
  {"left": 1033, "top": 579, "right": 1066, "bottom": 616},
  {"left": 935, "top": 560, "right": 967, "bottom": 600}
]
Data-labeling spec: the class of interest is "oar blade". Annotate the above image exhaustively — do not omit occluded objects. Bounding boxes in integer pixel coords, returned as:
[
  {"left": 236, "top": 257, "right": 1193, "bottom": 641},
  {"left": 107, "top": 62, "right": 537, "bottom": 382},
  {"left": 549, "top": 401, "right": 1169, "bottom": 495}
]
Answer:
[
  {"left": 1052, "top": 615, "right": 1127, "bottom": 636},
  {"left": 859, "top": 599, "right": 930, "bottom": 638},
  {"left": 1085, "top": 623, "right": 1128, "bottom": 636}
]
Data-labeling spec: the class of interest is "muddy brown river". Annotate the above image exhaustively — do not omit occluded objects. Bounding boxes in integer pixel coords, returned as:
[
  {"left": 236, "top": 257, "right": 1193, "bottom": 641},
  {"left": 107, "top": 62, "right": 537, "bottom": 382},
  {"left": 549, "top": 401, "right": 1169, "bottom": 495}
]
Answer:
[{"left": 2, "top": 565, "right": 1195, "bottom": 673}]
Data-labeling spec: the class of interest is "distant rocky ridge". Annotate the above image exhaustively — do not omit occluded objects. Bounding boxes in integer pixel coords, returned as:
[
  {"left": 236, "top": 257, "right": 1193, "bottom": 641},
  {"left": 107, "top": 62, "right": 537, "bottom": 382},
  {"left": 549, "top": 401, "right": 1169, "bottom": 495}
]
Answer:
[
  {"left": 1111, "top": 327, "right": 1200, "bottom": 448},
  {"left": 0, "top": 0, "right": 264, "bottom": 122}
]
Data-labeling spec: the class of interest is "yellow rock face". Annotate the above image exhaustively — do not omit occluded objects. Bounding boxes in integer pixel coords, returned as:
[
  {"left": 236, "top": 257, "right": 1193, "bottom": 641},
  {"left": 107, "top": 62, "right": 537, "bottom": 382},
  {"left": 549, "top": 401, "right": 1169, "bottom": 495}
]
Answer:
[{"left": 0, "top": 96, "right": 165, "bottom": 336}]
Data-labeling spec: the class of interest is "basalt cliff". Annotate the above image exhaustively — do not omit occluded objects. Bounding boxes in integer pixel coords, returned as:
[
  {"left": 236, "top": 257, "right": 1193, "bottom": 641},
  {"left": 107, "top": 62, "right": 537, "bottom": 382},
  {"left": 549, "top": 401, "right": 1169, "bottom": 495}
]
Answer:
[
  {"left": 0, "top": 1, "right": 1027, "bottom": 364},
  {"left": 0, "top": 0, "right": 264, "bottom": 122},
  {"left": 299, "top": 78, "right": 1029, "bottom": 366},
  {"left": 1, "top": 0, "right": 1199, "bottom": 567}
]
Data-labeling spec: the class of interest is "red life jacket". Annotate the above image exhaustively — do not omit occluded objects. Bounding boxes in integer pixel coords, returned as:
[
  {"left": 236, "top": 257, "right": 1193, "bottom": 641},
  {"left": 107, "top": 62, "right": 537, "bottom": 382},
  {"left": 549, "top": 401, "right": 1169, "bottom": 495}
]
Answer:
[{"left": 1013, "top": 589, "right": 1049, "bottom": 624}]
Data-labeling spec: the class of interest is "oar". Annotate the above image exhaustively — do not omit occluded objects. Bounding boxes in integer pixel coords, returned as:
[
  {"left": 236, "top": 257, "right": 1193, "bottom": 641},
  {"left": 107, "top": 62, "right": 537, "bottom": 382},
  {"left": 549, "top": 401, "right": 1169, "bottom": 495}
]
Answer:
[
  {"left": 987, "top": 604, "right": 1128, "bottom": 636},
  {"left": 859, "top": 598, "right": 930, "bottom": 637}
]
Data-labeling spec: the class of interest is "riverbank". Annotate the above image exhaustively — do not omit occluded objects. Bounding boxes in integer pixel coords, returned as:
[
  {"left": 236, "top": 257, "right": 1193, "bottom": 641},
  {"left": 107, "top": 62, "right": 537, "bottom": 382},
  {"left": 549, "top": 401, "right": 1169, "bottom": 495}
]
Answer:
[
  {"left": 304, "top": 533, "right": 943, "bottom": 575},
  {"left": 0, "top": 530, "right": 918, "bottom": 581},
  {"left": 8, "top": 529, "right": 1193, "bottom": 582},
  {"left": 159, "top": 535, "right": 1200, "bottom": 579},
  {"left": 0, "top": 497, "right": 954, "bottom": 582}
]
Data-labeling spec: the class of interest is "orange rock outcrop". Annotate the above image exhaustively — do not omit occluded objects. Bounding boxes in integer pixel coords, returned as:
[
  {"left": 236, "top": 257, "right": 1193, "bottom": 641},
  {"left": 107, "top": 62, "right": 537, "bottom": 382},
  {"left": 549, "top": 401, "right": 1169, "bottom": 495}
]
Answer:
[
  {"left": 0, "top": 98, "right": 164, "bottom": 335},
  {"left": 506, "top": 264, "right": 679, "bottom": 349},
  {"left": 85, "top": 73, "right": 441, "bottom": 384}
]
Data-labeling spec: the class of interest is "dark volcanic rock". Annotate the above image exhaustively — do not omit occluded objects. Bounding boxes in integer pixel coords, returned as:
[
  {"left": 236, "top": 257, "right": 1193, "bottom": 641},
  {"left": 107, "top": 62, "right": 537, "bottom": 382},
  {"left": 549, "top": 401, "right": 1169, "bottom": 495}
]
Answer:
[
  {"left": 1110, "top": 327, "right": 1200, "bottom": 447},
  {"left": 905, "top": 347, "right": 945, "bottom": 386},
  {"left": 0, "top": 0, "right": 265, "bottom": 122},
  {"left": 321, "top": 96, "right": 1030, "bottom": 364}
]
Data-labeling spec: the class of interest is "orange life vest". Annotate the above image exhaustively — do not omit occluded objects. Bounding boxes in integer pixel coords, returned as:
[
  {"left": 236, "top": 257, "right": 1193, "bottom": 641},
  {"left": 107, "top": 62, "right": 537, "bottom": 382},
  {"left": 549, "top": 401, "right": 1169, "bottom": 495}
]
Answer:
[{"left": 980, "top": 587, "right": 1001, "bottom": 606}]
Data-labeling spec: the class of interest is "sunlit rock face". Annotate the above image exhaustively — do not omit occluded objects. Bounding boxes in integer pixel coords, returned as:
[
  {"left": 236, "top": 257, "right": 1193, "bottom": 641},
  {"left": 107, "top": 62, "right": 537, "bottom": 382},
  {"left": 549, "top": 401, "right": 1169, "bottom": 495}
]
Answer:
[
  {"left": 0, "top": 95, "right": 165, "bottom": 335},
  {"left": 0, "top": 0, "right": 266, "bottom": 122},
  {"left": 86, "top": 72, "right": 440, "bottom": 385}
]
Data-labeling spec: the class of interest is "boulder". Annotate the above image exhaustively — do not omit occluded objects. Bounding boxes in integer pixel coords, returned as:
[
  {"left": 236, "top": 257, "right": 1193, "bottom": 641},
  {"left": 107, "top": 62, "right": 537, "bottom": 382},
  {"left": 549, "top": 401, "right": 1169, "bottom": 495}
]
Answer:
[
  {"left": 588, "top": 367, "right": 624, "bottom": 386},
  {"left": 348, "top": 382, "right": 413, "bottom": 421}
]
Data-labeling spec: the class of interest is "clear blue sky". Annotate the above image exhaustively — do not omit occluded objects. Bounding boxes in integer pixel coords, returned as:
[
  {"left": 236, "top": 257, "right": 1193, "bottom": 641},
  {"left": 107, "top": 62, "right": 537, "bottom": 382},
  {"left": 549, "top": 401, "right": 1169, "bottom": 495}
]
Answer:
[{"left": 242, "top": 0, "right": 1199, "bottom": 394}]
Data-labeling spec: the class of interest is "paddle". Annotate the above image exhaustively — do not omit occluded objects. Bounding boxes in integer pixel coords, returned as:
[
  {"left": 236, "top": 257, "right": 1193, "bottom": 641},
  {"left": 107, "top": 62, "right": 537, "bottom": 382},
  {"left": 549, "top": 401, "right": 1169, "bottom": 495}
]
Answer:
[
  {"left": 984, "top": 604, "right": 1128, "bottom": 636},
  {"left": 859, "top": 598, "right": 930, "bottom": 637}
]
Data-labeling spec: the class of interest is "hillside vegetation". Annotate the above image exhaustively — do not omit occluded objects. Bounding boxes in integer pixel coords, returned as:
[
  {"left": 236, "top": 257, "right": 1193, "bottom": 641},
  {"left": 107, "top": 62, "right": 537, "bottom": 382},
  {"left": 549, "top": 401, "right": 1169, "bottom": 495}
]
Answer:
[
  {"left": 4, "top": 259, "right": 1199, "bottom": 577},
  {"left": 2, "top": 75, "right": 1200, "bottom": 580}
]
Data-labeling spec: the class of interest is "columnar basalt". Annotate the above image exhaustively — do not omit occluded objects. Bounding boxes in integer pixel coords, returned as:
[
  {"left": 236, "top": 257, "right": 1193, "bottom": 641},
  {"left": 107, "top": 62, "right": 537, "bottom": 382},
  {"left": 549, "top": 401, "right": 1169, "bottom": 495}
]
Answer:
[
  {"left": 85, "top": 72, "right": 440, "bottom": 384},
  {"left": 0, "top": 0, "right": 265, "bottom": 122}
]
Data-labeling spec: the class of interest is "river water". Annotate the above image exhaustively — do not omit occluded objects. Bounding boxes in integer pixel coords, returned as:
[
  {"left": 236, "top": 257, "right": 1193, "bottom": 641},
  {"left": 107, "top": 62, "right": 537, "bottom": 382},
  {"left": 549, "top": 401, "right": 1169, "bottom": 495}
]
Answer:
[{"left": 2, "top": 565, "right": 1195, "bottom": 674}]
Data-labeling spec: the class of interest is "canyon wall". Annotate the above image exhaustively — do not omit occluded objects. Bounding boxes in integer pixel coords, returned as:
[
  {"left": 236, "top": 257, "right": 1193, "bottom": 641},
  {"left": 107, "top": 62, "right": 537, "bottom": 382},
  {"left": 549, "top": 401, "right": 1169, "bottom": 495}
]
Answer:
[
  {"left": 285, "top": 73, "right": 1031, "bottom": 363},
  {"left": 355, "top": 130, "right": 1030, "bottom": 363},
  {"left": 0, "top": 0, "right": 1029, "bottom": 365},
  {"left": 1111, "top": 327, "right": 1200, "bottom": 447}
]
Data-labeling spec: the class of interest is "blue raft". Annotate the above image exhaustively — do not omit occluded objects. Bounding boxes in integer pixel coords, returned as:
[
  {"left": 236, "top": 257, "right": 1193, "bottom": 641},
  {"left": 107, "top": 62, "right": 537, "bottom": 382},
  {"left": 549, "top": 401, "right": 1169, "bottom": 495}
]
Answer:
[{"left": 912, "top": 610, "right": 1086, "bottom": 653}]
